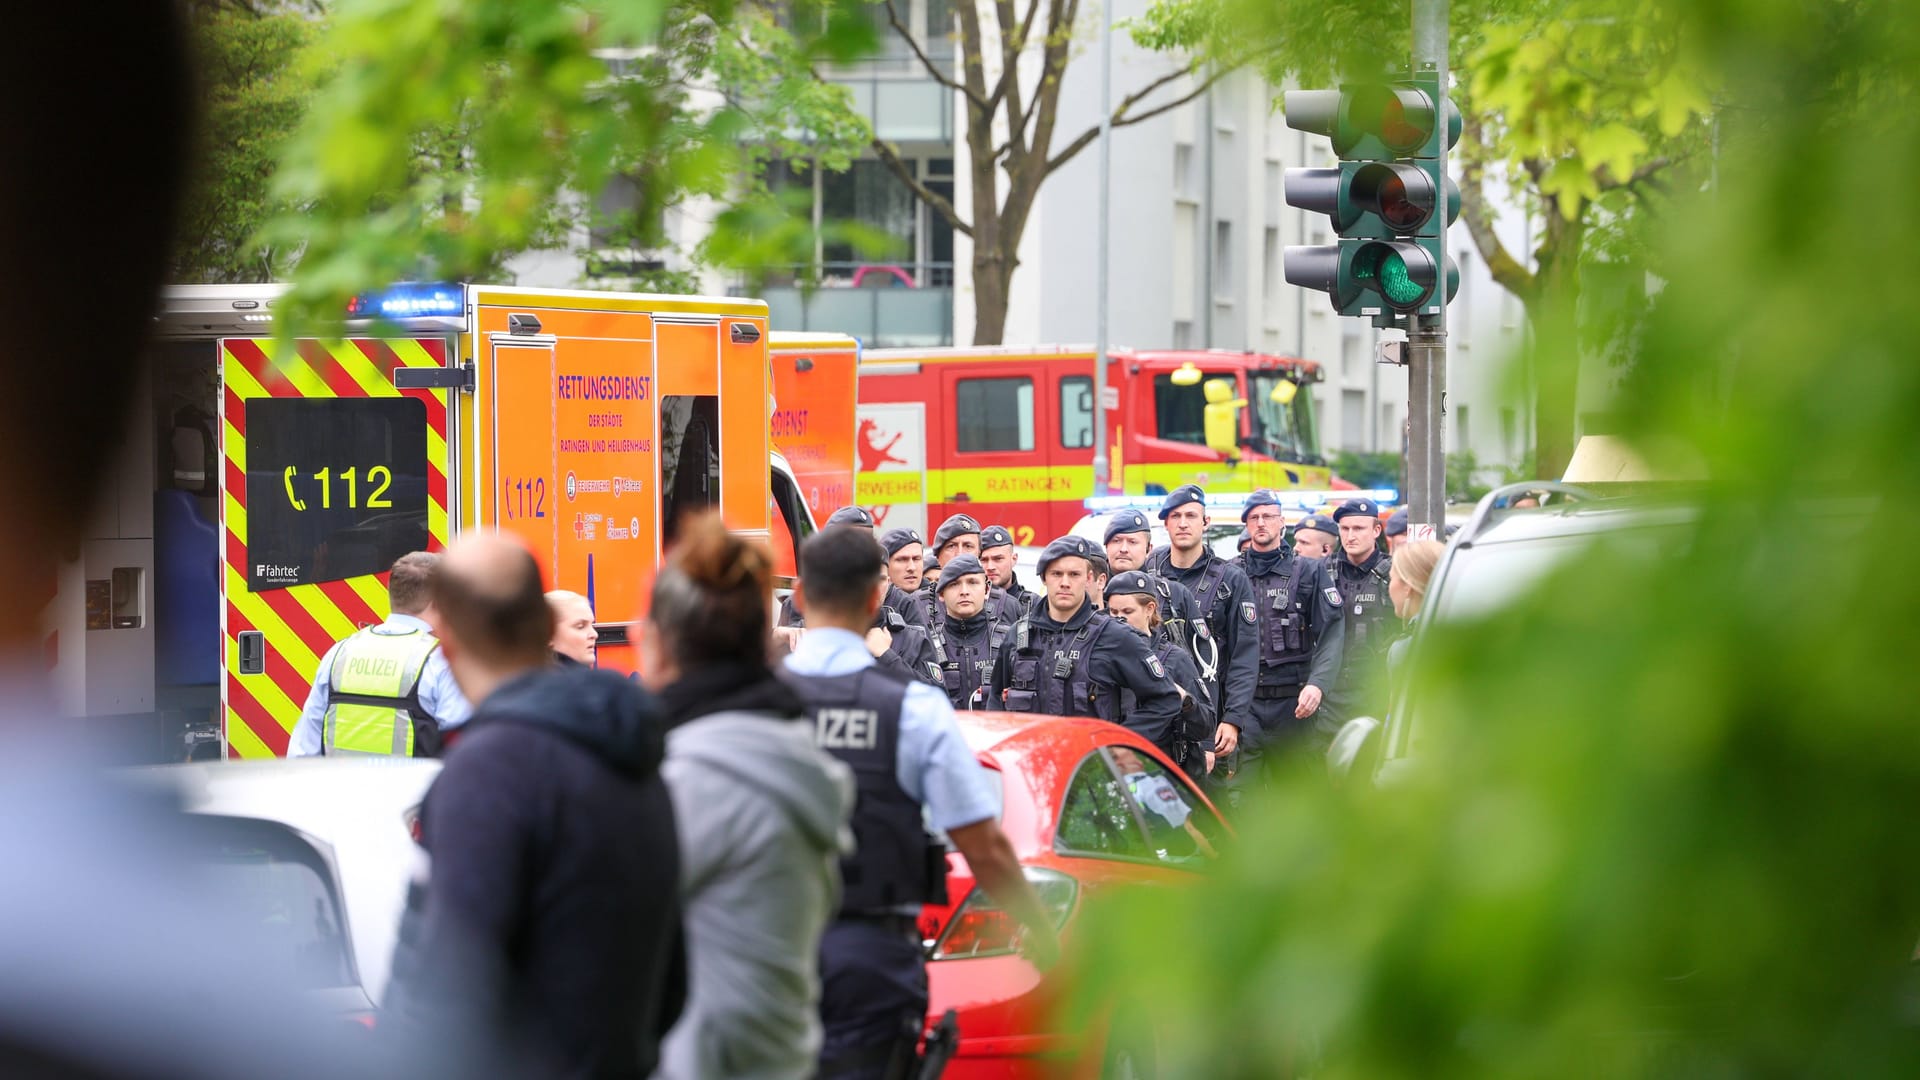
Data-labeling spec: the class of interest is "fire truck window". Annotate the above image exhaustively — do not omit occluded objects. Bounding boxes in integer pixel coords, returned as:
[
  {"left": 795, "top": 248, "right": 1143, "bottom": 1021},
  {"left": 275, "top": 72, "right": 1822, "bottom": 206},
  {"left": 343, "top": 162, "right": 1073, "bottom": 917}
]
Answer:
[
  {"left": 1060, "top": 376, "right": 1094, "bottom": 450},
  {"left": 660, "top": 394, "right": 720, "bottom": 546},
  {"left": 1154, "top": 375, "right": 1209, "bottom": 446},
  {"left": 956, "top": 377, "right": 1034, "bottom": 453},
  {"left": 244, "top": 397, "right": 430, "bottom": 592}
]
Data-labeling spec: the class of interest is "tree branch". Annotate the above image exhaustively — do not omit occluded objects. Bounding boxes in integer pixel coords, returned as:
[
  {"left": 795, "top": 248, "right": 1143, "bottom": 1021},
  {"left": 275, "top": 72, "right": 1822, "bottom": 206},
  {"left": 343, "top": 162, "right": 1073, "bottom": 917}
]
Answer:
[
  {"left": 1594, "top": 154, "right": 1678, "bottom": 192},
  {"left": 870, "top": 137, "right": 974, "bottom": 237},
  {"left": 883, "top": 0, "right": 987, "bottom": 111},
  {"left": 1045, "top": 63, "right": 1228, "bottom": 176},
  {"left": 1459, "top": 117, "right": 1537, "bottom": 303}
]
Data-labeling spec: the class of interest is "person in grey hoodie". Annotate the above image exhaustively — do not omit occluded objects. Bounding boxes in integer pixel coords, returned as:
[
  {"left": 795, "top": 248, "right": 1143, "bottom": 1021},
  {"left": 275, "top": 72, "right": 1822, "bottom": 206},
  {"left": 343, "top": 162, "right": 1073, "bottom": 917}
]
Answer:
[{"left": 640, "top": 512, "right": 856, "bottom": 1080}]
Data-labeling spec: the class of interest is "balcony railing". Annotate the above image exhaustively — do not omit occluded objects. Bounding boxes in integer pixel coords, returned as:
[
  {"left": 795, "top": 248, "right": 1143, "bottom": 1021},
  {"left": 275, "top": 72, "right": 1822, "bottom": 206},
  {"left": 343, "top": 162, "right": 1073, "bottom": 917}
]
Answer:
[{"left": 734, "top": 262, "right": 954, "bottom": 347}]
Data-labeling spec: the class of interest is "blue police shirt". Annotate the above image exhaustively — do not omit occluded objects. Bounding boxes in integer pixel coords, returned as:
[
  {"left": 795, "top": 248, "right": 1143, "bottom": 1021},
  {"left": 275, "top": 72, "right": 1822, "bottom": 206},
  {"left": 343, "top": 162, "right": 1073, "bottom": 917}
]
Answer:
[
  {"left": 288, "top": 613, "right": 473, "bottom": 757},
  {"left": 783, "top": 627, "right": 1002, "bottom": 832}
]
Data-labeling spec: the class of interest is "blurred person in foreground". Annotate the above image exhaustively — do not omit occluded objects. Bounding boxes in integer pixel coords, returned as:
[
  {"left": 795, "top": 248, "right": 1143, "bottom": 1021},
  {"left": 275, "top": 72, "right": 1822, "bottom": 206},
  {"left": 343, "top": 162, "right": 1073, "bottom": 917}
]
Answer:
[
  {"left": 1384, "top": 539, "right": 1445, "bottom": 716},
  {"left": 640, "top": 514, "right": 855, "bottom": 1080},
  {"left": 0, "top": 8, "right": 441, "bottom": 1077},
  {"left": 289, "top": 551, "right": 471, "bottom": 757},
  {"left": 779, "top": 525, "right": 1057, "bottom": 1080},
  {"left": 385, "top": 534, "right": 682, "bottom": 1078},
  {"left": 546, "top": 589, "right": 598, "bottom": 666}
]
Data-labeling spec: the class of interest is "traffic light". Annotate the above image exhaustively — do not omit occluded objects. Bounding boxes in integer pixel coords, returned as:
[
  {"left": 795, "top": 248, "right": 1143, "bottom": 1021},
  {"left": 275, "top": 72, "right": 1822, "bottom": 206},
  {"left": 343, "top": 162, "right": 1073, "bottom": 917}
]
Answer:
[{"left": 1282, "top": 75, "right": 1461, "bottom": 320}]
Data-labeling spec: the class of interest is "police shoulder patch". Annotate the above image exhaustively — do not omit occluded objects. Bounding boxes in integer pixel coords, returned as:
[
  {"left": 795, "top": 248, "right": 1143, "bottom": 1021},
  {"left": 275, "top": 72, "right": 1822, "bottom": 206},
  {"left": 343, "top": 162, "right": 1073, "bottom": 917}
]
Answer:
[
  {"left": 1240, "top": 601, "right": 1258, "bottom": 625},
  {"left": 1324, "top": 586, "right": 1343, "bottom": 607},
  {"left": 1146, "top": 653, "right": 1167, "bottom": 679}
]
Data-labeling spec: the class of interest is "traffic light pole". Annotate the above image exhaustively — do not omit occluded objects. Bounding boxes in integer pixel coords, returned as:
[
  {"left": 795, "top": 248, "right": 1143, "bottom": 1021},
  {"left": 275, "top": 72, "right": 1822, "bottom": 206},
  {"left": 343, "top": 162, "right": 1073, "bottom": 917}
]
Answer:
[{"left": 1407, "top": 0, "right": 1449, "bottom": 538}]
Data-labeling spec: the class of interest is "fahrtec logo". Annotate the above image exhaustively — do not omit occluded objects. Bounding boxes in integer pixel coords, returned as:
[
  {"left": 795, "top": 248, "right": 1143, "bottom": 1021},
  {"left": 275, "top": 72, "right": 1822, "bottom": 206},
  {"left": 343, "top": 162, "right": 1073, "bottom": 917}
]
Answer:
[{"left": 256, "top": 563, "right": 300, "bottom": 580}]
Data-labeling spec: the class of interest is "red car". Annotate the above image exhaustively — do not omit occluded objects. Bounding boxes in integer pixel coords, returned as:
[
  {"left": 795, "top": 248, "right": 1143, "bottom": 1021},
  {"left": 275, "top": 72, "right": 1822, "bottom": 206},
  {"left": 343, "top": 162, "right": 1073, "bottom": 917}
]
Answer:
[{"left": 922, "top": 712, "right": 1230, "bottom": 1078}]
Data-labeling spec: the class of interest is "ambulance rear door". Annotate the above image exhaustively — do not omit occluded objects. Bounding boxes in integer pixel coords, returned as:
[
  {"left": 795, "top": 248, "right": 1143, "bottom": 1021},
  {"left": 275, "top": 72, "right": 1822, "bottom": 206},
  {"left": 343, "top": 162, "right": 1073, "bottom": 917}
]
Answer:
[{"left": 217, "top": 336, "right": 456, "bottom": 758}]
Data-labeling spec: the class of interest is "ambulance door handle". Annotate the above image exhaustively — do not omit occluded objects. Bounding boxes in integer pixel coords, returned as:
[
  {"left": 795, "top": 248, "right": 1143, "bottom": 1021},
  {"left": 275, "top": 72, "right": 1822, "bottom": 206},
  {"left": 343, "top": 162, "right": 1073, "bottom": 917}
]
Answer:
[
  {"left": 952, "top": 492, "right": 972, "bottom": 503},
  {"left": 237, "top": 631, "right": 266, "bottom": 675}
]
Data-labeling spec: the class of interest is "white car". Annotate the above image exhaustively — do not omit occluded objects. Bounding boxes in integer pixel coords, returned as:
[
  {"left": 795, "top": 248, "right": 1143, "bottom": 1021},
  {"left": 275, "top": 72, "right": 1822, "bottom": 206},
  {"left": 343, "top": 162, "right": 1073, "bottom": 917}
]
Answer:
[{"left": 125, "top": 758, "right": 441, "bottom": 1014}]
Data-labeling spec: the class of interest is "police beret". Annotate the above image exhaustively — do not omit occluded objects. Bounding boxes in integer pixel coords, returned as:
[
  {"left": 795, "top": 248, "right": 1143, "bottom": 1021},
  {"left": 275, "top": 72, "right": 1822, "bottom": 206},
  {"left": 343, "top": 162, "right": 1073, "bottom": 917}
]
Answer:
[
  {"left": 1157, "top": 483, "right": 1207, "bottom": 519},
  {"left": 1333, "top": 497, "right": 1380, "bottom": 523},
  {"left": 1294, "top": 514, "right": 1338, "bottom": 537},
  {"left": 1103, "top": 508, "right": 1152, "bottom": 543},
  {"left": 826, "top": 506, "right": 875, "bottom": 528},
  {"left": 1240, "top": 488, "right": 1283, "bottom": 522},
  {"left": 1384, "top": 507, "right": 1409, "bottom": 537},
  {"left": 936, "top": 554, "right": 986, "bottom": 594},
  {"left": 932, "top": 513, "right": 981, "bottom": 548},
  {"left": 923, "top": 550, "right": 940, "bottom": 573},
  {"left": 1102, "top": 569, "right": 1156, "bottom": 602},
  {"left": 879, "top": 527, "right": 922, "bottom": 558},
  {"left": 1236, "top": 527, "right": 1252, "bottom": 549},
  {"left": 979, "top": 524, "right": 1015, "bottom": 551},
  {"left": 1037, "top": 535, "right": 1101, "bottom": 577}
]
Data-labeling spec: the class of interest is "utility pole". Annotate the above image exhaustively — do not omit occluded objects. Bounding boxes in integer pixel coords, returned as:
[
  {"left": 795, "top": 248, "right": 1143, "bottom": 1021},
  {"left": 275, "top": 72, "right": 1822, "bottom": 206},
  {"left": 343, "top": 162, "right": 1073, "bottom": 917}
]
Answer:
[
  {"left": 1091, "top": 0, "right": 1116, "bottom": 496},
  {"left": 1406, "top": 0, "right": 1449, "bottom": 539}
]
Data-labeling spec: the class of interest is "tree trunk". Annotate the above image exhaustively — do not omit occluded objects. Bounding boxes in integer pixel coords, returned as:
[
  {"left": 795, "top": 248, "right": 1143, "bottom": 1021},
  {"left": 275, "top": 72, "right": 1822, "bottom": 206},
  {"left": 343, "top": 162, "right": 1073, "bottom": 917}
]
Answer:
[
  {"left": 1528, "top": 204, "right": 1587, "bottom": 482},
  {"left": 971, "top": 245, "right": 1012, "bottom": 344}
]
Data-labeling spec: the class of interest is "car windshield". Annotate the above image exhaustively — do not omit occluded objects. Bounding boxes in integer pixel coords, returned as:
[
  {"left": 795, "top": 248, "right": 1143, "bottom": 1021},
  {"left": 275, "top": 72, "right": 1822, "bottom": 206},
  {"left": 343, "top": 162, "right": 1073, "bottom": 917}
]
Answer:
[
  {"left": 183, "top": 815, "right": 357, "bottom": 991},
  {"left": 1247, "top": 372, "right": 1320, "bottom": 465}
]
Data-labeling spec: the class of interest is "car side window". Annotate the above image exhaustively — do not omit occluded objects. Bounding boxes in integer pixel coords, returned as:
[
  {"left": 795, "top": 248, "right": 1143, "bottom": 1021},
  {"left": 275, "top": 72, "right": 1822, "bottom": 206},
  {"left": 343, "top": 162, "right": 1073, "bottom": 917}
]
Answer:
[
  {"left": 1107, "top": 747, "right": 1224, "bottom": 865},
  {"left": 1054, "top": 752, "right": 1152, "bottom": 860}
]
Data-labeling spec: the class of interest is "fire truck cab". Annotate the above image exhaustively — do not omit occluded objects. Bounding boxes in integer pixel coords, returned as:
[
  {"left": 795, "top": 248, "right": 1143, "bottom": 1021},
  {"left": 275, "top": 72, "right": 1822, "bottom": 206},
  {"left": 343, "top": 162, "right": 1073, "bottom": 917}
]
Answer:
[
  {"left": 47, "top": 283, "right": 809, "bottom": 761},
  {"left": 855, "top": 345, "right": 1329, "bottom": 543}
]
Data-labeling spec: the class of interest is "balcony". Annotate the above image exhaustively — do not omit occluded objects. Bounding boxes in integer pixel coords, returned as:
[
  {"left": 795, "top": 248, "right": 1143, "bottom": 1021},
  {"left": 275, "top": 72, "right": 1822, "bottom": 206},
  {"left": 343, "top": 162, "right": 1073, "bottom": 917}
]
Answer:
[{"left": 733, "top": 262, "right": 954, "bottom": 347}]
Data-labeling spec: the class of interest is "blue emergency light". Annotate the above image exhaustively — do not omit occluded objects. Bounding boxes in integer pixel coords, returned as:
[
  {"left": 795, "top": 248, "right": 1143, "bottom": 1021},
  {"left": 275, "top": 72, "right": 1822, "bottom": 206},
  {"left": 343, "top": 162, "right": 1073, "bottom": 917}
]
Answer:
[
  {"left": 1082, "top": 488, "right": 1399, "bottom": 514},
  {"left": 346, "top": 282, "right": 464, "bottom": 320}
]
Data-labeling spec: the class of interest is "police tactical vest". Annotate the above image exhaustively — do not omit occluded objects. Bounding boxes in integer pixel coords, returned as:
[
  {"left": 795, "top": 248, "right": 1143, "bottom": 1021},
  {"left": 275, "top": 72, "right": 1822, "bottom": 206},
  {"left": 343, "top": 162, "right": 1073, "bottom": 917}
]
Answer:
[
  {"left": 1003, "top": 611, "right": 1114, "bottom": 720},
  {"left": 1335, "top": 554, "right": 1399, "bottom": 667},
  {"left": 323, "top": 625, "right": 443, "bottom": 757},
  {"left": 775, "top": 665, "right": 939, "bottom": 914},
  {"left": 1238, "top": 553, "right": 1318, "bottom": 685},
  {"left": 929, "top": 617, "right": 1007, "bottom": 710}
]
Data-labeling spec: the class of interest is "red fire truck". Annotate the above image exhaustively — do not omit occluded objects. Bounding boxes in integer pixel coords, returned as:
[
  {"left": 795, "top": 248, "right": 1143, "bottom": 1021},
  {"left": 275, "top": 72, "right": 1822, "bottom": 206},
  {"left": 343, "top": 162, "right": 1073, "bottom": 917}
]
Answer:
[{"left": 854, "top": 346, "right": 1331, "bottom": 543}]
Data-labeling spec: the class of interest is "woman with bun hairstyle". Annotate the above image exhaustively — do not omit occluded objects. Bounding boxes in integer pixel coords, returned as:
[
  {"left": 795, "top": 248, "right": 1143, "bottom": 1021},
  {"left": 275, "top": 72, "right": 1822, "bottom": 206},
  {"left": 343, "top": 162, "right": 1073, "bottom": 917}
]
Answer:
[
  {"left": 1383, "top": 539, "right": 1446, "bottom": 716},
  {"left": 642, "top": 512, "right": 856, "bottom": 1080}
]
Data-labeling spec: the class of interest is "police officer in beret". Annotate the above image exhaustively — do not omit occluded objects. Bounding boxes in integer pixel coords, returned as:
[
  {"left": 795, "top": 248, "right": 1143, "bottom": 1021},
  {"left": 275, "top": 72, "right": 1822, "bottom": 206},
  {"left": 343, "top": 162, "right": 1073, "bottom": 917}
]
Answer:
[
  {"left": 1104, "top": 571, "right": 1214, "bottom": 780},
  {"left": 1104, "top": 509, "right": 1217, "bottom": 719},
  {"left": 1384, "top": 507, "right": 1409, "bottom": 553},
  {"left": 1230, "top": 488, "right": 1345, "bottom": 795},
  {"left": 989, "top": 537, "right": 1183, "bottom": 748},
  {"left": 978, "top": 524, "right": 1034, "bottom": 611},
  {"left": 1321, "top": 498, "right": 1401, "bottom": 729},
  {"left": 776, "top": 510, "right": 941, "bottom": 683},
  {"left": 779, "top": 509, "right": 922, "bottom": 630},
  {"left": 925, "top": 554, "right": 1008, "bottom": 710},
  {"left": 1291, "top": 513, "right": 1338, "bottom": 560},
  {"left": 1144, "top": 485, "right": 1258, "bottom": 770},
  {"left": 918, "top": 514, "right": 1022, "bottom": 625}
]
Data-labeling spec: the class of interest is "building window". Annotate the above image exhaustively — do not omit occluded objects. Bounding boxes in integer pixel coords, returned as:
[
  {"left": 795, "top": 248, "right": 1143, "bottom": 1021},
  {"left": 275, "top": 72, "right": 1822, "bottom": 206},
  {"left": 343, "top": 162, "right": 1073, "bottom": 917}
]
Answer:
[
  {"left": 1172, "top": 320, "right": 1193, "bottom": 349},
  {"left": 956, "top": 377, "right": 1034, "bottom": 453},
  {"left": 1341, "top": 389, "right": 1367, "bottom": 452},
  {"left": 1059, "top": 376, "right": 1094, "bottom": 450},
  {"left": 1263, "top": 227, "right": 1279, "bottom": 312},
  {"left": 1213, "top": 221, "right": 1233, "bottom": 297},
  {"left": 1173, "top": 144, "right": 1194, "bottom": 200}
]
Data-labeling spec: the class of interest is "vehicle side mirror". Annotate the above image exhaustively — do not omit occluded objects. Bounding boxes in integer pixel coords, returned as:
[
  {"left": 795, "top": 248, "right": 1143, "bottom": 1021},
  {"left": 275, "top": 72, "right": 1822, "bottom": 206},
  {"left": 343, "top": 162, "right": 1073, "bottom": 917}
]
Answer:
[{"left": 1325, "top": 715, "right": 1382, "bottom": 787}]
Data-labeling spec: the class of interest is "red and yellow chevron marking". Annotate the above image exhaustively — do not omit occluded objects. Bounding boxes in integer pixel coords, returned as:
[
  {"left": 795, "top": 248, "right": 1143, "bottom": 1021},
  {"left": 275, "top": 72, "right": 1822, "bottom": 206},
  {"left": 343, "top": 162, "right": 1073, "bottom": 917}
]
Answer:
[{"left": 220, "top": 337, "right": 450, "bottom": 759}]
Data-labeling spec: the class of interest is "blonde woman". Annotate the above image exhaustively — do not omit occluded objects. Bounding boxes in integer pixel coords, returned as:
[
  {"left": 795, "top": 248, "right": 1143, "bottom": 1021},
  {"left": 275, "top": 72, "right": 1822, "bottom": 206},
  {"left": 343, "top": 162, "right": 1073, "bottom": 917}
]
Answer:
[{"left": 1385, "top": 540, "right": 1446, "bottom": 714}]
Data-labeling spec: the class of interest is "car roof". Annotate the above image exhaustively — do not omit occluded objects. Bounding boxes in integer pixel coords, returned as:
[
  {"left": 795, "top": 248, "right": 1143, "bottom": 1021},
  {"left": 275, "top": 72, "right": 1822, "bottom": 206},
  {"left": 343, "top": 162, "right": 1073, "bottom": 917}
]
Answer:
[{"left": 1455, "top": 498, "right": 1699, "bottom": 549}]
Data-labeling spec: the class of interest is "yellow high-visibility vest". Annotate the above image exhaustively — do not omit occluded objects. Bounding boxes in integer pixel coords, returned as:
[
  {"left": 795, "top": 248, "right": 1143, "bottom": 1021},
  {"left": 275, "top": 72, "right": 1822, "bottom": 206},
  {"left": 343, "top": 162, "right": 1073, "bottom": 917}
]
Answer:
[{"left": 322, "top": 625, "right": 442, "bottom": 757}]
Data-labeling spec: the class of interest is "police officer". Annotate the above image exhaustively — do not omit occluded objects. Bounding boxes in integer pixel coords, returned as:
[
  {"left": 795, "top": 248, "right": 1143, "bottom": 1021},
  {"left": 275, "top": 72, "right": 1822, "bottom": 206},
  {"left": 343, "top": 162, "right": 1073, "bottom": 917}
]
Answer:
[
  {"left": 289, "top": 551, "right": 472, "bottom": 757},
  {"left": 925, "top": 554, "right": 1007, "bottom": 710},
  {"left": 1144, "top": 485, "right": 1257, "bottom": 766},
  {"left": 1291, "top": 513, "right": 1339, "bottom": 560},
  {"left": 1103, "top": 571, "right": 1214, "bottom": 781},
  {"left": 922, "top": 513, "right": 1022, "bottom": 624},
  {"left": 778, "top": 526, "right": 1059, "bottom": 1079},
  {"left": 881, "top": 526, "right": 926, "bottom": 595},
  {"left": 1232, "top": 489, "right": 1345, "bottom": 792},
  {"left": 1103, "top": 507, "right": 1213, "bottom": 683},
  {"left": 1321, "top": 497, "right": 1402, "bottom": 728},
  {"left": 988, "top": 537, "right": 1183, "bottom": 749},
  {"left": 1385, "top": 506, "right": 1409, "bottom": 553},
  {"left": 779, "top": 507, "right": 921, "bottom": 629},
  {"left": 978, "top": 525, "right": 1034, "bottom": 610}
]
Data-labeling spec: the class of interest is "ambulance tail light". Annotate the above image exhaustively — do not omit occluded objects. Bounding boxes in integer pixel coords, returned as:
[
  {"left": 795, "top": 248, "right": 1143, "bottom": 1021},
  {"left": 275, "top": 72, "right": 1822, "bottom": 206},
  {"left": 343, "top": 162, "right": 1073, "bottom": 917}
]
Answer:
[{"left": 929, "top": 866, "right": 1076, "bottom": 961}]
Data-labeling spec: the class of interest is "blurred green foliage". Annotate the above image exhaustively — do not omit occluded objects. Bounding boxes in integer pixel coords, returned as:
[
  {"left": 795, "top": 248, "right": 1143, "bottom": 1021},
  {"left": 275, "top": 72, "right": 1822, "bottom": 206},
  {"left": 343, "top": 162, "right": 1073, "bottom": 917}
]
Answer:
[
  {"left": 1071, "top": 0, "right": 1920, "bottom": 1075},
  {"left": 1333, "top": 451, "right": 1402, "bottom": 491},
  {"left": 174, "top": 6, "right": 327, "bottom": 282},
  {"left": 260, "top": 0, "right": 879, "bottom": 329}
]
